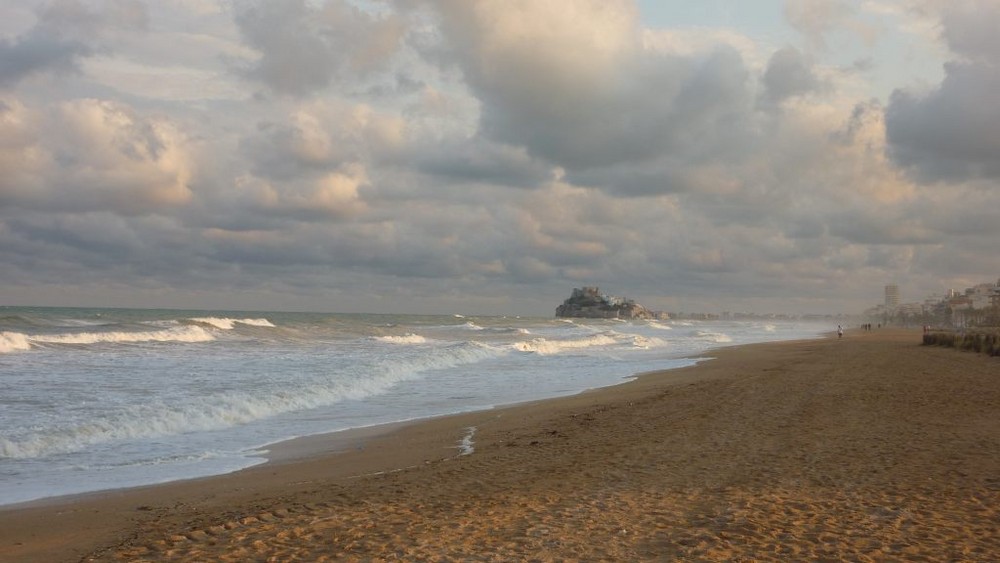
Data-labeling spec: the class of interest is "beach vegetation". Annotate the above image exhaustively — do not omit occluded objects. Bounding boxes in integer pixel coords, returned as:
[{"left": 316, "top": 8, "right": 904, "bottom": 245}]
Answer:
[{"left": 923, "top": 330, "right": 1000, "bottom": 357}]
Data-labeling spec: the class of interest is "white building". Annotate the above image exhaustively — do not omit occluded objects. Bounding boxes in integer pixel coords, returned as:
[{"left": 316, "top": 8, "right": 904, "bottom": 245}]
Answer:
[{"left": 885, "top": 284, "right": 900, "bottom": 309}]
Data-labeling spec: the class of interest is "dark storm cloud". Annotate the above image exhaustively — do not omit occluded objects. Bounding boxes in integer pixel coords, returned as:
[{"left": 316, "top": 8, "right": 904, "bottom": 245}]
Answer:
[
  {"left": 0, "top": 0, "right": 149, "bottom": 87},
  {"left": 761, "top": 46, "right": 826, "bottom": 104},
  {"left": 885, "top": 61, "right": 1000, "bottom": 182},
  {"left": 884, "top": 1, "right": 1000, "bottom": 182},
  {"left": 473, "top": 41, "right": 754, "bottom": 174},
  {"left": 0, "top": 32, "right": 89, "bottom": 87}
]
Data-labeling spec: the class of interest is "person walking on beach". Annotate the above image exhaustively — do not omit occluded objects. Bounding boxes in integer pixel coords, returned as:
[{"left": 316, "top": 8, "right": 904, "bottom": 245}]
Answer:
[{"left": 837, "top": 325, "right": 843, "bottom": 338}]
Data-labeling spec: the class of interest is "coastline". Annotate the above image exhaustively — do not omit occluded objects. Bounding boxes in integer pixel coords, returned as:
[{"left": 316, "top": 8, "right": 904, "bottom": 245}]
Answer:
[{"left": 3, "top": 328, "right": 998, "bottom": 561}]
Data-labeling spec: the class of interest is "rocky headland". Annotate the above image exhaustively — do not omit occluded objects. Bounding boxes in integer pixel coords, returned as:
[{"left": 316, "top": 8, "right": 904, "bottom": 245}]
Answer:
[{"left": 555, "top": 286, "right": 662, "bottom": 320}]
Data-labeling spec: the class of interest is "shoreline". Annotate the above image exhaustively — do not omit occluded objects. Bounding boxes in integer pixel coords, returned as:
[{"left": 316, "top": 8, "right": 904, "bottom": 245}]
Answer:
[
  {"left": 3, "top": 328, "right": 998, "bottom": 561},
  {"left": 1, "top": 349, "right": 714, "bottom": 510}
]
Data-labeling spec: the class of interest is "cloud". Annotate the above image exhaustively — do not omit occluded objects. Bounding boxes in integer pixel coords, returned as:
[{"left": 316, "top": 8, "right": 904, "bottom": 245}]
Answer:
[
  {"left": 761, "top": 46, "right": 826, "bottom": 104},
  {"left": 231, "top": 164, "right": 369, "bottom": 221},
  {"left": 0, "top": 0, "right": 997, "bottom": 315},
  {"left": 784, "top": 0, "right": 878, "bottom": 51},
  {"left": 0, "top": 97, "right": 193, "bottom": 215},
  {"left": 0, "top": 26, "right": 89, "bottom": 87},
  {"left": 885, "top": 1, "right": 1000, "bottom": 182},
  {"left": 0, "top": 0, "right": 149, "bottom": 87},
  {"left": 784, "top": 0, "right": 853, "bottom": 48},
  {"left": 240, "top": 100, "right": 405, "bottom": 179},
  {"left": 233, "top": 0, "right": 405, "bottom": 96},
  {"left": 406, "top": 137, "right": 554, "bottom": 189},
  {"left": 419, "top": 0, "right": 758, "bottom": 178}
]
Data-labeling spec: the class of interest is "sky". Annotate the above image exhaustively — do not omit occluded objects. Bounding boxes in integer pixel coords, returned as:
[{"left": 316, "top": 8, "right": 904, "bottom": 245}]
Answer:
[{"left": 0, "top": 0, "right": 998, "bottom": 316}]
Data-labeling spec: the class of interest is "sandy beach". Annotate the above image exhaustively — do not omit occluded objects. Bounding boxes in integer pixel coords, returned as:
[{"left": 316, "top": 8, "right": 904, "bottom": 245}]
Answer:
[{"left": 2, "top": 328, "right": 998, "bottom": 562}]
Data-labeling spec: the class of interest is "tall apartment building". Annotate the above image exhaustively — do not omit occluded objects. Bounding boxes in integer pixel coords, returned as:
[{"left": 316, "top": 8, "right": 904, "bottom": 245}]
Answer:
[{"left": 885, "top": 284, "right": 900, "bottom": 309}]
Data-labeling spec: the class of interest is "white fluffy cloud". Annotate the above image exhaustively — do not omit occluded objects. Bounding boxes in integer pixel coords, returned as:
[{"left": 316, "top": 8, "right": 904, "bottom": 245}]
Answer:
[{"left": 0, "top": 97, "right": 193, "bottom": 215}]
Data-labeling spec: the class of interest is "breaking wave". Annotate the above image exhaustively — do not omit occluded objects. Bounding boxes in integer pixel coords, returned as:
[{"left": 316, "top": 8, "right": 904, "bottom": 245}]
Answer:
[
  {"left": 1, "top": 326, "right": 215, "bottom": 352},
  {"left": 31, "top": 326, "right": 215, "bottom": 346},
  {"left": 374, "top": 333, "right": 429, "bottom": 345},
  {"left": 0, "top": 341, "right": 505, "bottom": 459},
  {"left": 187, "top": 317, "right": 276, "bottom": 330},
  {"left": 691, "top": 330, "right": 733, "bottom": 343},
  {"left": 629, "top": 335, "right": 669, "bottom": 349},
  {"left": 0, "top": 331, "right": 32, "bottom": 354},
  {"left": 512, "top": 333, "right": 619, "bottom": 355}
]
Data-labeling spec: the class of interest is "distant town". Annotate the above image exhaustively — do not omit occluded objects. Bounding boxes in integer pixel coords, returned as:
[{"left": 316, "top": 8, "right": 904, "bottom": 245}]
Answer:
[
  {"left": 555, "top": 286, "right": 855, "bottom": 322},
  {"left": 865, "top": 279, "right": 1000, "bottom": 328},
  {"left": 556, "top": 280, "right": 1000, "bottom": 327}
]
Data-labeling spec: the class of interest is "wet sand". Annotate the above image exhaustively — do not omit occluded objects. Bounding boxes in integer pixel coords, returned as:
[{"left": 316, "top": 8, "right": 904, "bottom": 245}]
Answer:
[{"left": 2, "top": 328, "right": 998, "bottom": 561}]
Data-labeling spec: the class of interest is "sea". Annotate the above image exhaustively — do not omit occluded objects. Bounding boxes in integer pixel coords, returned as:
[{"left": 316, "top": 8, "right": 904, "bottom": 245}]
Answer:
[{"left": 0, "top": 306, "right": 827, "bottom": 506}]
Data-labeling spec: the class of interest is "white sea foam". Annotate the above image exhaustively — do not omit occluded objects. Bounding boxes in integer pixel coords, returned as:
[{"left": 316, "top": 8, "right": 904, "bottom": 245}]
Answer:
[
  {"left": 188, "top": 317, "right": 276, "bottom": 330},
  {"left": 461, "top": 321, "right": 484, "bottom": 331},
  {"left": 27, "top": 326, "right": 215, "bottom": 346},
  {"left": 646, "top": 321, "right": 673, "bottom": 330},
  {"left": 0, "top": 331, "right": 32, "bottom": 353},
  {"left": 375, "top": 333, "right": 428, "bottom": 344},
  {"left": 692, "top": 330, "right": 732, "bottom": 343},
  {"left": 0, "top": 341, "right": 506, "bottom": 460},
  {"left": 457, "top": 426, "right": 476, "bottom": 456},
  {"left": 629, "top": 335, "right": 669, "bottom": 349},
  {"left": 512, "top": 333, "right": 619, "bottom": 355}
]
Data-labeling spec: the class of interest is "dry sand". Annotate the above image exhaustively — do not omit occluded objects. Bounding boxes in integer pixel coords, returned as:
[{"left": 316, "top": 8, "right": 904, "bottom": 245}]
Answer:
[{"left": 2, "top": 328, "right": 998, "bottom": 562}]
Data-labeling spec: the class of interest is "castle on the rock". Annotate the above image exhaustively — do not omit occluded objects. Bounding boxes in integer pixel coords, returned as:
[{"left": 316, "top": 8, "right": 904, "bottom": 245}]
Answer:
[{"left": 555, "top": 287, "right": 666, "bottom": 320}]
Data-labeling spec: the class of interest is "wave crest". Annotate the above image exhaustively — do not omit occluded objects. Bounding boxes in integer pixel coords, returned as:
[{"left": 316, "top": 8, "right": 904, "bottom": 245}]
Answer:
[
  {"left": 374, "top": 333, "right": 428, "bottom": 345},
  {"left": 512, "top": 334, "right": 618, "bottom": 355},
  {"left": 29, "top": 326, "right": 214, "bottom": 347},
  {"left": 691, "top": 330, "right": 732, "bottom": 343},
  {"left": 0, "top": 331, "right": 32, "bottom": 353},
  {"left": 187, "top": 317, "right": 276, "bottom": 330}
]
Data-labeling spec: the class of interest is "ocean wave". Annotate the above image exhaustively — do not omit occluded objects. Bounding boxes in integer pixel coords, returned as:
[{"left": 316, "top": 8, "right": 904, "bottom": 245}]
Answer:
[
  {"left": 187, "top": 317, "right": 276, "bottom": 330},
  {"left": 629, "top": 335, "right": 669, "bottom": 349},
  {"left": 0, "top": 331, "right": 32, "bottom": 354},
  {"left": 0, "top": 341, "right": 506, "bottom": 459},
  {"left": 646, "top": 321, "right": 673, "bottom": 331},
  {"left": 0, "top": 314, "right": 53, "bottom": 330},
  {"left": 374, "top": 333, "right": 429, "bottom": 345},
  {"left": 481, "top": 326, "right": 531, "bottom": 335},
  {"left": 691, "top": 330, "right": 732, "bottom": 343},
  {"left": 1, "top": 326, "right": 216, "bottom": 351},
  {"left": 512, "top": 333, "right": 619, "bottom": 355}
]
